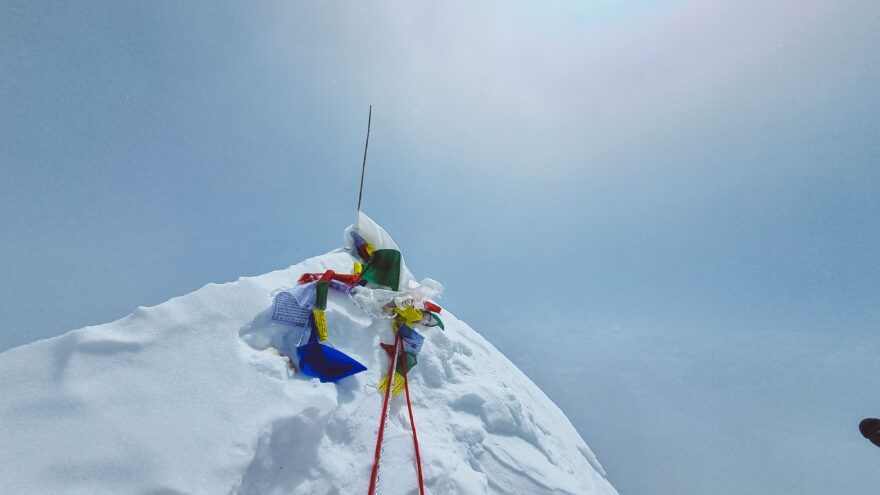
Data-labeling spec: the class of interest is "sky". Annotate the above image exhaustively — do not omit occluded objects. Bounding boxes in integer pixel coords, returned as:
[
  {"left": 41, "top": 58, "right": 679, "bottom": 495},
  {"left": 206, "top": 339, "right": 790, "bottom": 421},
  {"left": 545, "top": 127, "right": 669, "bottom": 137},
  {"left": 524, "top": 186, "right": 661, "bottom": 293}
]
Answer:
[{"left": 2, "top": 1, "right": 879, "bottom": 494}]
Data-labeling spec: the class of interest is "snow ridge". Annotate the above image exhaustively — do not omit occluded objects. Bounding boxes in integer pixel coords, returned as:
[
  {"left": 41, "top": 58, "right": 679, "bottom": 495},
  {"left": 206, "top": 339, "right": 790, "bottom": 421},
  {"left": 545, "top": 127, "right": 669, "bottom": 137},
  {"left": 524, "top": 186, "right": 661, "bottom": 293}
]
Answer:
[{"left": 0, "top": 249, "right": 617, "bottom": 495}]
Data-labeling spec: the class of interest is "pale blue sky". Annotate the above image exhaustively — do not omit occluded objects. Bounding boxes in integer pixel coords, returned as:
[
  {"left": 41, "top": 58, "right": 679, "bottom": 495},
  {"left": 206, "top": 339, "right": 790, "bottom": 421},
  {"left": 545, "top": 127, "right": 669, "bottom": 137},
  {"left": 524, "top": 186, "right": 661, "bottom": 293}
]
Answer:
[{"left": 2, "top": 1, "right": 879, "bottom": 494}]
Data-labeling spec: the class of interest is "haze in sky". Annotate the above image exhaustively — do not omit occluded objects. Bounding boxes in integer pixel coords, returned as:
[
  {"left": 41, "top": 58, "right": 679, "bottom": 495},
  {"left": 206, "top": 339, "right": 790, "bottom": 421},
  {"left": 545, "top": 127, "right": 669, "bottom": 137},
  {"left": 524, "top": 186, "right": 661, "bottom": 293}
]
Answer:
[{"left": 2, "top": 2, "right": 878, "bottom": 494}]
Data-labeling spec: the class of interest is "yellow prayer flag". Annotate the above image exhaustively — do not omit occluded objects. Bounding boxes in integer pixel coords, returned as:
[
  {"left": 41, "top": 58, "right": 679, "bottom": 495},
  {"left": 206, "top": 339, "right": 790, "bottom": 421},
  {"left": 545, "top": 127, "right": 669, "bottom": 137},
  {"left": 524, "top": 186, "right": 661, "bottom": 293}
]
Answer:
[
  {"left": 393, "top": 306, "right": 424, "bottom": 327},
  {"left": 313, "top": 309, "right": 329, "bottom": 342},
  {"left": 378, "top": 371, "right": 407, "bottom": 396}
]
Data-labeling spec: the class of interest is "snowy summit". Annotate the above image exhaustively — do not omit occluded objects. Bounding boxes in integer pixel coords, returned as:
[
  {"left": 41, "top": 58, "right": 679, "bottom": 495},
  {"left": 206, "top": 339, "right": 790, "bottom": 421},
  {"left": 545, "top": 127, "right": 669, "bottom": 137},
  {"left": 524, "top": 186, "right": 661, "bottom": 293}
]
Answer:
[{"left": 0, "top": 214, "right": 618, "bottom": 495}]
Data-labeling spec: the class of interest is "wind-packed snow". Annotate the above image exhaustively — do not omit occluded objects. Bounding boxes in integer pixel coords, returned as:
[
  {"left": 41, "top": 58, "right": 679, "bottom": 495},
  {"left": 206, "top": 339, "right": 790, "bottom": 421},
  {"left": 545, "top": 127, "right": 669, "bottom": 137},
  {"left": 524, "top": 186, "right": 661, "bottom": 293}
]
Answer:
[{"left": 0, "top": 221, "right": 617, "bottom": 495}]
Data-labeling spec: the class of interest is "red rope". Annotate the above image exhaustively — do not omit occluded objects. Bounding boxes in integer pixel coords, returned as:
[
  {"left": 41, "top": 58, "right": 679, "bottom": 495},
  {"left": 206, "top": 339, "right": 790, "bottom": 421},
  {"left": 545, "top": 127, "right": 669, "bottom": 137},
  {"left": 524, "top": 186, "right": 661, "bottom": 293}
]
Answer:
[
  {"left": 368, "top": 334, "right": 400, "bottom": 495},
  {"left": 401, "top": 353, "right": 426, "bottom": 495}
]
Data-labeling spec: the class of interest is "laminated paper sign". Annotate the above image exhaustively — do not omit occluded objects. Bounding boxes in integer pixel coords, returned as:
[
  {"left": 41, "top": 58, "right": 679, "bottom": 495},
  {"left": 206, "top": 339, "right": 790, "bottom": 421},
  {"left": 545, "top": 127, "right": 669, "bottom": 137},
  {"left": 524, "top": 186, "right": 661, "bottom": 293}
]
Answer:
[{"left": 272, "top": 291, "right": 310, "bottom": 327}]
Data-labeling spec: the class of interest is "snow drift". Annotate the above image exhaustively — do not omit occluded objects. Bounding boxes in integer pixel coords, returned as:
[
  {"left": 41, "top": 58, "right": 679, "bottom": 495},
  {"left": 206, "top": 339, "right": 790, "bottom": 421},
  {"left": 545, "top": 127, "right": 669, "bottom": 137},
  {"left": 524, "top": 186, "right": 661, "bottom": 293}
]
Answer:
[{"left": 0, "top": 219, "right": 618, "bottom": 495}]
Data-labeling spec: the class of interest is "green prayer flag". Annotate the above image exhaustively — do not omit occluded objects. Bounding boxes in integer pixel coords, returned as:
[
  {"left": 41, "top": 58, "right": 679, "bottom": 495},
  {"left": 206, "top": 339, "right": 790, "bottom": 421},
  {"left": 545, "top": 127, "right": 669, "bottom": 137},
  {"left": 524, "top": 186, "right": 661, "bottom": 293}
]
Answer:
[
  {"left": 361, "top": 249, "right": 402, "bottom": 291},
  {"left": 315, "top": 281, "right": 329, "bottom": 310},
  {"left": 398, "top": 352, "right": 418, "bottom": 376}
]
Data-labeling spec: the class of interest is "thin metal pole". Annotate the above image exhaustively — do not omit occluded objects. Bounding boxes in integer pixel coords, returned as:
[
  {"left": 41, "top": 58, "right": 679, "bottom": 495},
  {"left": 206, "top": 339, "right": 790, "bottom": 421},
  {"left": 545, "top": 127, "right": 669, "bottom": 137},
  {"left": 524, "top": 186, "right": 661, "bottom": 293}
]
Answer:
[{"left": 357, "top": 105, "right": 372, "bottom": 212}]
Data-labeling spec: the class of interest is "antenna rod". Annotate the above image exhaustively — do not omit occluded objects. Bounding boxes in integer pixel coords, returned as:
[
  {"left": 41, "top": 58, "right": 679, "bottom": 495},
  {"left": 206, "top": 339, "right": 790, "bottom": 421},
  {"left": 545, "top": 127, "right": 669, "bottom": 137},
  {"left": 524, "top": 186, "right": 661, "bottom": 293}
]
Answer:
[{"left": 357, "top": 105, "right": 372, "bottom": 212}]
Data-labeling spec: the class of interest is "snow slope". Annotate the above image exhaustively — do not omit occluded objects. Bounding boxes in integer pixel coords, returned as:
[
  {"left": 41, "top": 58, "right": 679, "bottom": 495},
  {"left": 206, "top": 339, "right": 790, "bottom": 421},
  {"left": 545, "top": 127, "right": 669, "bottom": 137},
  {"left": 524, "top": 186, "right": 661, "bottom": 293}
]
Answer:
[{"left": 0, "top": 226, "right": 617, "bottom": 495}]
